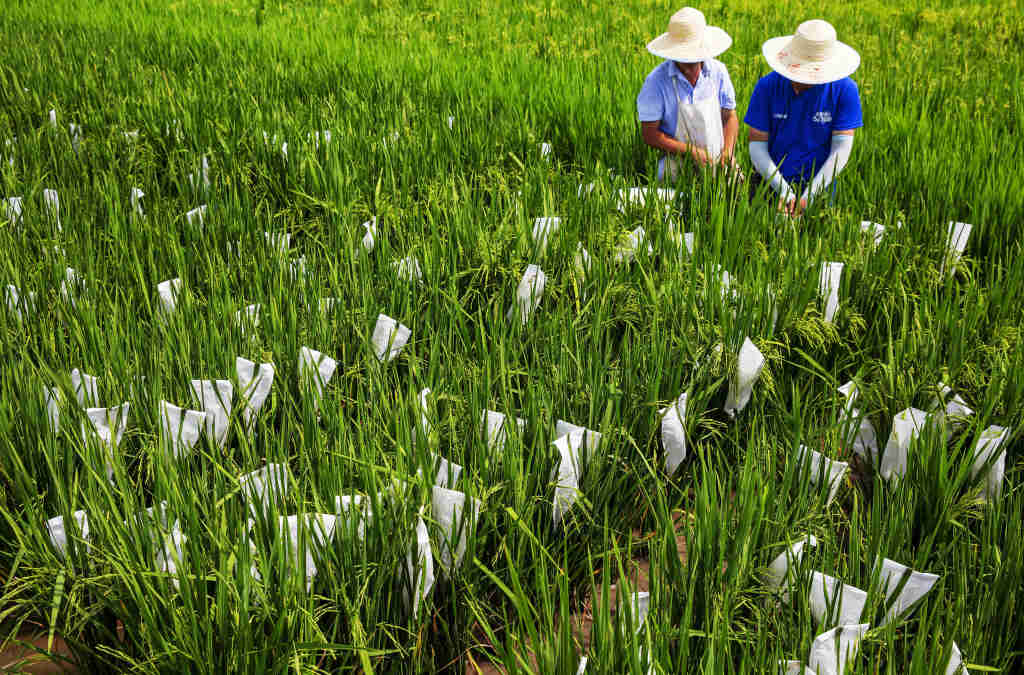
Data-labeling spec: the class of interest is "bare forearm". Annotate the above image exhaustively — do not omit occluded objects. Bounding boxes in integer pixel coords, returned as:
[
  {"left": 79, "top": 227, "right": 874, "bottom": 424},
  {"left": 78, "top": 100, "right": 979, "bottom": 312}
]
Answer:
[
  {"left": 641, "top": 126, "right": 689, "bottom": 156},
  {"left": 722, "top": 111, "right": 738, "bottom": 159}
]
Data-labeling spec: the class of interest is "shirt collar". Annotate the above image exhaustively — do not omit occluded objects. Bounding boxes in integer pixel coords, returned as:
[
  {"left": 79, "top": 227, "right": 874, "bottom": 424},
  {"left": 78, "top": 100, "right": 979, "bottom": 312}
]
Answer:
[{"left": 668, "top": 61, "right": 710, "bottom": 81}]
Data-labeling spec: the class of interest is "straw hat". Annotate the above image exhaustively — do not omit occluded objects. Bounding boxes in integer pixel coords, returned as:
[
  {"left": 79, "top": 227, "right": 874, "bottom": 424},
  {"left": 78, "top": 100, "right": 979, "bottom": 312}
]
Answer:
[
  {"left": 646, "top": 7, "right": 732, "bottom": 63},
  {"left": 761, "top": 20, "right": 860, "bottom": 85}
]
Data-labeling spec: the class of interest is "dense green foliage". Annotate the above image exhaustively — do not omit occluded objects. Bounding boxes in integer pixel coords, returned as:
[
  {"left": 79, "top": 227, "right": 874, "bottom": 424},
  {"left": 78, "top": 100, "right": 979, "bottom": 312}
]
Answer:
[{"left": 1, "top": 0, "right": 1022, "bottom": 672}]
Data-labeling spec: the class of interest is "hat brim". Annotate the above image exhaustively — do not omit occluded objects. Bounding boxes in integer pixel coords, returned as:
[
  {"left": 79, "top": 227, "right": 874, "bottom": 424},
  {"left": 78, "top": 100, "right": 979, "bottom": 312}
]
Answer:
[
  {"left": 646, "top": 26, "right": 732, "bottom": 63},
  {"left": 761, "top": 35, "right": 860, "bottom": 85}
]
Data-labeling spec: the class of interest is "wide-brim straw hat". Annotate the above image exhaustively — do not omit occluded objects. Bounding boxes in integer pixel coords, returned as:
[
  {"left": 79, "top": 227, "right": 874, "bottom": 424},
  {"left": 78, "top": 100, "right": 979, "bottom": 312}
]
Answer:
[
  {"left": 761, "top": 19, "right": 860, "bottom": 85},
  {"left": 646, "top": 7, "right": 732, "bottom": 63}
]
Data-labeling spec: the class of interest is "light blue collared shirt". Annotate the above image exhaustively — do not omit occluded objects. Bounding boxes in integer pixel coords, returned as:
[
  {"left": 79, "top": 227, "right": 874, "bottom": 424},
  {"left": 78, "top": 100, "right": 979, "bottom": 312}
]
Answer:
[{"left": 636, "top": 59, "right": 737, "bottom": 139}]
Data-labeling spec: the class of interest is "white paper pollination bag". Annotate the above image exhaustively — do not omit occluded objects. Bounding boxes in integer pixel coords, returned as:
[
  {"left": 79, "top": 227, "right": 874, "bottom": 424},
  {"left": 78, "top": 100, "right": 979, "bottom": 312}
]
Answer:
[
  {"left": 185, "top": 205, "right": 207, "bottom": 227},
  {"left": 47, "top": 510, "right": 90, "bottom": 560},
  {"left": 836, "top": 381, "right": 879, "bottom": 460},
  {"left": 554, "top": 419, "right": 602, "bottom": 454},
  {"left": 298, "top": 346, "right": 337, "bottom": 410},
  {"left": 236, "top": 303, "right": 260, "bottom": 337},
  {"left": 361, "top": 216, "right": 377, "bottom": 254},
  {"left": 552, "top": 428, "right": 590, "bottom": 528},
  {"left": 433, "top": 453, "right": 463, "bottom": 490},
  {"left": 334, "top": 495, "right": 372, "bottom": 540},
  {"left": 860, "top": 220, "right": 886, "bottom": 247},
  {"left": 970, "top": 425, "right": 1010, "bottom": 502},
  {"left": 945, "top": 642, "right": 967, "bottom": 675},
  {"left": 250, "top": 514, "right": 336, "bottom": 591},
  {"left": 236, "top": 357, "right": 274, "bottom": 433},
  {"left": 943, "top": 221, "right": 972, "bottom": 276},
  {"left": 416, "top": 387, "right": 432, "bottom": 442},
  {"left": 616, "top": 187, "right": 675, "bottom": 215},
  {"left": 188, "top": 154, "right": 211, "bottom": 190},
  {"left": 7, "top": 196, "right": 24, "bottom": 225},
  {"left": 482, "top": 410, "right": 526, "bottom": 453},
  {"left": 879, "top": 407, "right": 927, "bottom": 481},
  {"left": 798, "top": 445, "right": 849, "bottom": 505},
  {"left": 81, "top": 403, "right": 130, "bottom": 480},
  {"left": 44, "top": 386, "right": 61, "bottom": 434},
  {"left": 724, "top": 338, "right": 765, "bottom": 418},
  {"left": 371, "top": 313, "right": 411, "bottom": 363},
  {"left": 765, "top": 535, "right": 818, "bottom": 592},
  {"left": 819, "top": 262, "right": 843, "bottom": 324},
  {"left": 531, "top": 217, "right": 561, "bottom": 255},
  {"left": 929, "top": 383, "right": 974, "bottom": 429},
  {"left": 156, "top": 278, "right": 182, "bottom": 317},
  {"left": 264, "top": 231, "right": 291, "bottom": 255},
  {"left": 876, "top": 557, "right": 939, "bottom": 627},
  {"left": 239, "top": 463, "right": 289, "bottom": 519},
  {"left": 574, "top": 242, "right": 592, "bottom": 277},
  {"left": 130, "top": 187, "right": 145, "bottom": 218},
  {"left": 392, "top": 255, "right": 423, "bottom": 283},
  {"left": 43, "top": 188, "right": 61, "bottom": 230},
  {"left": 190, "top": 379, "right": 233, "bottom": 449},
  {"left": 661, "top": 392, "right": 688, "bottom": 475},
  {"left": 614, "top": 226, "right": 652, "bottom": 264},
  {"left": 782, "top": 623, "right": 869, "bottom": 675},
  {"left": 431, "top": 486, "right": 480, "bottom": 574},
  {"left": 508, "top": 264, "right": 547, "bottom": 325},
  {"left": 406, "top": 510, "right": 435, "bottom": 618},
  {"left": 807, "top": 571, "right": 867, "bottom": 629},
  {"left": 60, "top": 268, "right": 83, "bottom": 307},
  {"left": 159, "top": 400, "right": 207, "bottom": 460}
]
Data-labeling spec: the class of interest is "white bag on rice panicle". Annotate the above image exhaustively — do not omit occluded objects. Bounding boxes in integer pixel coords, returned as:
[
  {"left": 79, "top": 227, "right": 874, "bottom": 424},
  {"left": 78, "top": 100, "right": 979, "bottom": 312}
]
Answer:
[
  {"left": 156, "top": 278, "right": 182, "bottom": 317},
  {"left": 406, "top": 510, "right": 435, "bottom": 618},
  {"left": 188, "top": 154, "right": 211, "bottom": 190},
  {"left": 818, "top": 262, "right": 843, "bottom": 324},
  {"left": 552, "top": 428, "right": 588, "bottom": 528},
  {"left": 82, "top": 403, "right": 130, "bottom": 481},
  {"left": 724, "top": 338, "right": 765, "bottom": 418},
  {"left": 239, "top": 463, "right": 289, "bottom": 519},
  {"left": 250, "top": 514, "right": 337, "bottom": 591},
  {"left": 190, "top": 379, "right": 233, "bottom": 449},
  {"left": 660, "top": 392, "right": 687, "bottom": 475},
  {"left": 929, "top": 383, "right": 974, "bottom": 428},
  {"left": 879, "top": 407, "right": 927, "bottom": 481},
  {"left": 531, "top": 217, "right": 561, "bottom": 255},
  {"left": 392, "top": 255, "right": 423, "bottom": 283},
  {"left": 507, "top": 264, "right": 547, "bottom": 325},
  {"left": 47, "top": 510, "right": 89, "bottom": 560},
  {"left": 554, "top": 419, "right": 602, "bottom": 453},
  {"left": 371, "top": 313, "right": 411, "bottom": 363},
  {"left": 623, "top": 590, "right": 651, "bottom": 634},
  {"left": 44, "top": 386, "right": 61, "bottom": 434},
  {"left": 130, "top": 188, "right": 144, "bottom": 218},
  {"left": 807, "top": 571, "right": 867, "bottom": 628},
  {"left": 48, "top": 109, "right": 58, "bottom": 128},
  {"left": 5, "top": 284, "right": 29, "bottom": 320},
  {"left": 945, "top": 642, "right": 967, "bottom": 675},
  {"left": 154, "top": 521, "right": 187, "bottom": 588},
  {"left": 415, "top": 387, "right": 432, "bottom": 441},
  {"left": 573, "top": 242, "right": 592, "bottom": 277},
  {"left": 616, "top": 187, "right": 675, "bottom": 215},
  {"left": 431, "top": 485, "right": 480, "bottom": 573},
  {"left": 942, "top": 221, "right": 972, "bottom": 276},
  {"left": 298, "top": 346, "right": 337, "bottom": 410},
  {"left": 765, "top": 535, "right": 818, "bottom": 592},
  {"left": 7, "top": 196, "right": 23, "bottom": 224},
  {"left": 43, "top": 189, "right": 60, "bottom": 230},
  {"left": 576, "top": 183, "right": 594, "bottom": 198},
  {"left": 614, "top": 226, "right": 652, "bottom": 263},
  {"left": 159, "top": 400, "right": 207, "bottom": 460},
  {"left": 667, "top": 221, "right": 694, "bottom": 258},
  {"left": 540, "top": 142, "right": 552, "bottom": 159},
  {"left": 334, "top": 495, "right": 372, "bottom": 540},
  {"left": 184, "top": 205, "right": 207, "bottom": 227},
  {"left": 860, "top": 220, "right": 886, "bottom": 247},
  {"left": 236, "top": 357, "right": 274, "bottom": 433},
  {"left": 236, "top": 303, "right": 261, "bottom": 337},
  {"left": 805, "top": 623, "right": 870, "bottom": 675},
  {"left": 970, "top": 425, "right": 1010, "bottom": 502},
  {"left": 432, "top": 453, "right": 462, "bottom": 490},
  {"left": 797, "top": 445, "right": 849, "bottom": 505},
  {"left": 876, "top": 556, "right": 939, "bottom": 626},
  {"left": 361, "top": 217, "right": 377, "bottom": 254},
  {"left": 60, "top": 268, "right": 83, "bottom": 307},
  {"left": 263, "top": 231, "right": 290, "bottom": 255},
  {"left": 482, "top": 410, "right": 526, "bottom": 452},
  {"left": 71, "top": 368, "right": 100, "bottom": 408},
  {"left": 837, "top": 382, "right": 879, "bottom": 461}
]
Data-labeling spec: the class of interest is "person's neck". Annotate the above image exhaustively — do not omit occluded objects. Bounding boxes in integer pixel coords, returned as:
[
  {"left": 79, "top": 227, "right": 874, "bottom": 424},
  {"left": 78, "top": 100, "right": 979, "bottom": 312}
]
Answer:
[
  {"left": 791, "top": 81, "right": 813, "bottom": 96},
  {"left": 675, "top": 61, "right": 702, "bottom": 87}
]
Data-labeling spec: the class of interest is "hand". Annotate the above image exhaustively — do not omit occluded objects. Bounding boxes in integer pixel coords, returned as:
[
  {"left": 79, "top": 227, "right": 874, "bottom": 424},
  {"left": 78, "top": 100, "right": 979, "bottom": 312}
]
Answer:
[
  {"left": 688, "top": 145, "right": 711, "bottom": 167},
  {"left": 793, "top": 198, "right": 808, "bottom": 216}
]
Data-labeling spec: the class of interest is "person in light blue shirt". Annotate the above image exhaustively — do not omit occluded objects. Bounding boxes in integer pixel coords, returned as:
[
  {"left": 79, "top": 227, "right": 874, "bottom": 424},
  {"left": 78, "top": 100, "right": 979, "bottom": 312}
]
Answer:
[
  {"left": 745, "top": 19, "right": 863, "bottom": 215},
  {"left": 637, "top": 7, "right": 739, "bottom": 182}
]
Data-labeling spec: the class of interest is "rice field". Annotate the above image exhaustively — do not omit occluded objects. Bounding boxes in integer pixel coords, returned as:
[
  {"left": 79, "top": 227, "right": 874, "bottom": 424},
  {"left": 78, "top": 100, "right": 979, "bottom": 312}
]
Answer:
[{"left": 1, "top": 0, "right": 1022, "bottom": 673}]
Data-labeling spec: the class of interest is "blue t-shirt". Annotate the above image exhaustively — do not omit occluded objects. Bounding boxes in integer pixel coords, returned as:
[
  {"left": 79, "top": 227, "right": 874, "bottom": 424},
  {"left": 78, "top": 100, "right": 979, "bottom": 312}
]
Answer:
[{"left": 743, "top": 72, "right": 863, "bottom": 182}]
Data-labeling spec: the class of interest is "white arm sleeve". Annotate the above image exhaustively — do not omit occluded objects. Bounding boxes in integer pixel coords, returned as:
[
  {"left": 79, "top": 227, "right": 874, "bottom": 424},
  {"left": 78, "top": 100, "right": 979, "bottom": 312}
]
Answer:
[
  {"left": 749, "top": 141, "right": 794, "bottom": 201},
  {"left": 802, "top": 134, "right": 854, "bottom": 203}
]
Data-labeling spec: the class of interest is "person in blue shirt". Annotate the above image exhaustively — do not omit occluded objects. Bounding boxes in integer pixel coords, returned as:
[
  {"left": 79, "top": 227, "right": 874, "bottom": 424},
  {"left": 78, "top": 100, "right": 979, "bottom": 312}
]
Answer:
[
  {"left": 637, "top": 7, "right": 739, "bottom": 182},
  {"left": 744, "top": 20, "right": 863, "bottom": 215}
]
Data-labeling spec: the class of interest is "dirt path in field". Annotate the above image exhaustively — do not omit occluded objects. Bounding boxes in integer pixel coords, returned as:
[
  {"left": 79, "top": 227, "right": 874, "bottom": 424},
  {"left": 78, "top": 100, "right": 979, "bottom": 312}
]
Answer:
[{"left": 465, "top": 511, "right": 688, "bottom": 675}]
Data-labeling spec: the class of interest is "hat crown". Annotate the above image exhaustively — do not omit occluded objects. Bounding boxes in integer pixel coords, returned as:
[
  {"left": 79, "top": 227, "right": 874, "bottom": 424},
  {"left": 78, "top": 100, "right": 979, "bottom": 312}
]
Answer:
[
  {"left": 791, "top": 19, "right": 837, "bottom": 62},
  {"left": 667, "top": 7, "right": 707, "bottom": 43}
]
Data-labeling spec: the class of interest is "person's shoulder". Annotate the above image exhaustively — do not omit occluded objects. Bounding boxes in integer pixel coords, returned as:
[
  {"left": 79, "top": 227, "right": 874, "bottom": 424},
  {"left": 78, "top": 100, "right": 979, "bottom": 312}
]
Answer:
[
  {"left": 831, "top": 76, "right": 861, "bottom": 95},
  {"left": 644, "top": 59, "right": 674, "bottom": 82},
  {"left": 751, "top": 71, "right": 780, "bottom": 93},
  {"left": 705, "top": 58, "right": 731, "bottom": 76}
]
